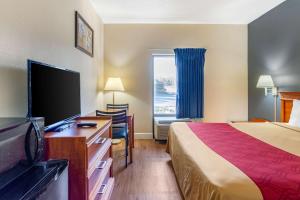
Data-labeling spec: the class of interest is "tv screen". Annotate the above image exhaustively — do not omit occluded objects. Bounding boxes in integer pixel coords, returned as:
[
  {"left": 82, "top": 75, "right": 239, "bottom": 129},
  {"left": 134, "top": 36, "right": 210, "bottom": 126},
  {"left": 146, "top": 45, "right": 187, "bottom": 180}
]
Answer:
[{"left": 28, "top": 60, "right": 81, "bottom": 129}]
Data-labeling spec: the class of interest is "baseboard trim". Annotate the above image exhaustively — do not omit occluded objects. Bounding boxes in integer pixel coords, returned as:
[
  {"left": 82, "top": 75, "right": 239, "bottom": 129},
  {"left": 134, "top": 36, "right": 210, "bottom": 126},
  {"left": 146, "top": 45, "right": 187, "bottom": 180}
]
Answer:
[{"left": 135, "top": 132, "right": 153, "bottom": 140}]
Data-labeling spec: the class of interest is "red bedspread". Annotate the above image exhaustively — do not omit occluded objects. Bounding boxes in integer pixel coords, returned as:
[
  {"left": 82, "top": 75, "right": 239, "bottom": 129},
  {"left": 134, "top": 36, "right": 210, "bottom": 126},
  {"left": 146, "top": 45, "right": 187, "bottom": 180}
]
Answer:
[{"left": 188, "top": 122, "right": 300, "bottom": 200}]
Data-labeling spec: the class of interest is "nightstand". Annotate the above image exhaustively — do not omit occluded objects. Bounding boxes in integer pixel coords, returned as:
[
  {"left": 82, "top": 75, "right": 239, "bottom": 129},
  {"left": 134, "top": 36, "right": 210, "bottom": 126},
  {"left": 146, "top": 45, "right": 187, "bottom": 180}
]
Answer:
[{"left": 249, "top": 118, "right": 270, "bottom": 122}]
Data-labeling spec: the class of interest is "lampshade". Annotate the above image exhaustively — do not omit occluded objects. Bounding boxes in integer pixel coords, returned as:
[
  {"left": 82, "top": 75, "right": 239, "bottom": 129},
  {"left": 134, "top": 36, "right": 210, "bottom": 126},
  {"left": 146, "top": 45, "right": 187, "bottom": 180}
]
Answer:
[
  {"left": 104, "top": 77, "right": 124, "bottom": 91},
  {"left": 256, "top": 75, "right": 275, "bottom": 88}
]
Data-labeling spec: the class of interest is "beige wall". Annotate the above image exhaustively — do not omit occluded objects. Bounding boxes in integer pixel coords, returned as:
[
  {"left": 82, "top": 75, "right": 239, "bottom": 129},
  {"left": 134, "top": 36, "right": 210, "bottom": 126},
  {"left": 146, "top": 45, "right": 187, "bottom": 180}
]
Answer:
[
  {"left": 0, "top": 0, "right": 104, "bottom": 117},
  {"left": 104, "top": 24, "right": 248, "bottom": 133}
]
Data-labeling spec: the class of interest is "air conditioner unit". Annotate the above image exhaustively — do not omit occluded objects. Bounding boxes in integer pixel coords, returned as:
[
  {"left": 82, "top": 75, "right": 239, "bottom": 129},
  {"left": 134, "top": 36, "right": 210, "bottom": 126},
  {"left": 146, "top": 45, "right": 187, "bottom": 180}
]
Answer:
[{"left": 154, "top": 117, "right": 192, "bottom": 140}]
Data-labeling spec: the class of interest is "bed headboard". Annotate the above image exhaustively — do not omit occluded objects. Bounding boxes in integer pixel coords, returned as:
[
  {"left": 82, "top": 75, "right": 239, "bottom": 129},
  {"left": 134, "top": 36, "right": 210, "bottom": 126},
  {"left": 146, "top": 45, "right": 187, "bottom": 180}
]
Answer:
[{"left": 280, "top": 92, "right": 300, "bottom": 122}]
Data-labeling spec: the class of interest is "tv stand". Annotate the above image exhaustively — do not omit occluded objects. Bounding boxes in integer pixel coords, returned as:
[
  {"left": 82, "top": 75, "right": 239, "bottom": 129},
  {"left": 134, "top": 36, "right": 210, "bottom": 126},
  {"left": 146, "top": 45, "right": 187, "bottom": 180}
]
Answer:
[{"left": 45, "top": 116, "right": 114, "bottom": 200}]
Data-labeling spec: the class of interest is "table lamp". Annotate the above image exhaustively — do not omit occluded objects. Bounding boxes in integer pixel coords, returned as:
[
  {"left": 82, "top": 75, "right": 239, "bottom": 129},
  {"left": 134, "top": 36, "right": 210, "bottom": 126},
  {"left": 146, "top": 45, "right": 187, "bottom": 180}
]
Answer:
[
  {"left": 104, "top": 77, "right": 125, "bottom": 105},
  {"left": 256, "top": 75, "right": 278, "bottom": 121}
]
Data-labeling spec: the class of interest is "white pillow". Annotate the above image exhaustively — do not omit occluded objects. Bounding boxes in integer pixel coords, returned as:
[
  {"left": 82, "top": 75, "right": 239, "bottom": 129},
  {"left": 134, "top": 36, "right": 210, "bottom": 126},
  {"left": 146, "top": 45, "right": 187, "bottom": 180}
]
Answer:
[{"left": 288, "top": 99, "right": 300, "bottom": 127}]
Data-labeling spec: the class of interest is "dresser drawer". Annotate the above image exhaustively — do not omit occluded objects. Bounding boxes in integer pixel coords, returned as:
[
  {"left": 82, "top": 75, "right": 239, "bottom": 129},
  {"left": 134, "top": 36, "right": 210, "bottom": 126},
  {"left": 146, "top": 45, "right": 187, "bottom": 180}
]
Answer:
[
  {"left": 94, "top": 178, "right": 115, "bottom": 200},
  {"left": 87, "top": 128, "right": 110, "bottom": 164},
  {"left": 87, "top": 139, "right": 111, "bottom": 177},
  {"left": 88, "top": 155, "right": 112, "bottom": 194},
  {"left": 89, "top": 158, "right": 112, "bottom": 200}
]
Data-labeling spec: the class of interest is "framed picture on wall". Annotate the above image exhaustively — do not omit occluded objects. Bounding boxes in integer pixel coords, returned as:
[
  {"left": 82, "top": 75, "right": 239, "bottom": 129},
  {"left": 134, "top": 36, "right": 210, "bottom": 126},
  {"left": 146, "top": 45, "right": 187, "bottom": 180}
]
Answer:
[{"left": 75, "top": 11, "right": 94, "bottom": 57}]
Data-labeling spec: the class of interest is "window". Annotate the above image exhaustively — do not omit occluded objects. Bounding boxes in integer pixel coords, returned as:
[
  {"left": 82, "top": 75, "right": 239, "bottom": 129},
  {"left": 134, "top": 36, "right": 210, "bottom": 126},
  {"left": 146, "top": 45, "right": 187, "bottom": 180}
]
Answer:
[{"left": 153, "top": 55, "right": 176, "bottom": 115}]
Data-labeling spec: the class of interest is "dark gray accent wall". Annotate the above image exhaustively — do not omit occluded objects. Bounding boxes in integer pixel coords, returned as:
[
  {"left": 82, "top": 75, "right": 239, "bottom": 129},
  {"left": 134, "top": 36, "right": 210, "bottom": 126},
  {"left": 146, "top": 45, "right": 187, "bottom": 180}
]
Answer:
[{"left": 248, "top": 0, "right": 300, "bottom": 121}]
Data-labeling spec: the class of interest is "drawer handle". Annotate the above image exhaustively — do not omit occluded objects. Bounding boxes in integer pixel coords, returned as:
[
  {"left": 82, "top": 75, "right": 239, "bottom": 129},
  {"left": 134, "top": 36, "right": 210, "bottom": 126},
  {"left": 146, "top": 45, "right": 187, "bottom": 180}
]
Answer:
[
  {"left": 97, "top": 184, "right": 107, "bottom": 194},
  {"left": 97, "top": 161, "right": 107, "bottom": 169},
  {"left": 95, "top": 137, "right": 107, "bottom": 144}
]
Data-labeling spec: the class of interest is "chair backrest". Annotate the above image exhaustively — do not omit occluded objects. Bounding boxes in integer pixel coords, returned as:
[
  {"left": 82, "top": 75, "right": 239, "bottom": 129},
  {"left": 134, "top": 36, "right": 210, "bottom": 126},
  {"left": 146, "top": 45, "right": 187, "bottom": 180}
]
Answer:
[
  {"left": 106, "top": 104, "right": 129, "bottom": 110},
  {"left": 96, "top": 109, "right": 127, "bottom": 125}
]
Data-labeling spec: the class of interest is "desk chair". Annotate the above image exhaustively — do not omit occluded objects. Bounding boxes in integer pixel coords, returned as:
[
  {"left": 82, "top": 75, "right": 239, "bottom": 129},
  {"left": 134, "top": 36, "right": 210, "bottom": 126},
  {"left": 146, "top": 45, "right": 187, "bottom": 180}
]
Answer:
[{"left": 96, "top": 109, "right": 129, "bottom": 167}]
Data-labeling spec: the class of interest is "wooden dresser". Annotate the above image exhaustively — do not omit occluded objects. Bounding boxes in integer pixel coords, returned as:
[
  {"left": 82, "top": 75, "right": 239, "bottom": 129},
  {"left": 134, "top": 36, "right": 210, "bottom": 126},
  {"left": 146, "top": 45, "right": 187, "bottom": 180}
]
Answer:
[{"left": 45, "top": 116, "right": 114, "bottom": 200}]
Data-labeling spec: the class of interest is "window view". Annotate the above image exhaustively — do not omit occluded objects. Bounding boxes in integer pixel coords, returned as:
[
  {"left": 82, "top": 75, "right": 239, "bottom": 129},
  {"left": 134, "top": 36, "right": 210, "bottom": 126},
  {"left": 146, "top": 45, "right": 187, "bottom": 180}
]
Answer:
[{"left": 153, "top": 55, "right": 176, "bottom": 115}]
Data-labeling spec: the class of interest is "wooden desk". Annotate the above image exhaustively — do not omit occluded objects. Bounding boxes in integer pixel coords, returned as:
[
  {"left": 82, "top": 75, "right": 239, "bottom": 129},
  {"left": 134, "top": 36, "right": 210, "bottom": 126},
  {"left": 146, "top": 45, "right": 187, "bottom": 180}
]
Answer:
[{"left": 127, "top": 114, "right": 134, "bottom": 163}]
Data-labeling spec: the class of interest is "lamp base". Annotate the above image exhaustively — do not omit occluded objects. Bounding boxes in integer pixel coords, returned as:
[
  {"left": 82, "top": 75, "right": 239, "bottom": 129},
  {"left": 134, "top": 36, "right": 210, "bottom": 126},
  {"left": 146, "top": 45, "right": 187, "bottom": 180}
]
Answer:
[
  {"left": 274, "top": 95, "right": 277, "bottom": 122},
  {"left": 112, "top": 91, "right": 115, "bottom": 105}
]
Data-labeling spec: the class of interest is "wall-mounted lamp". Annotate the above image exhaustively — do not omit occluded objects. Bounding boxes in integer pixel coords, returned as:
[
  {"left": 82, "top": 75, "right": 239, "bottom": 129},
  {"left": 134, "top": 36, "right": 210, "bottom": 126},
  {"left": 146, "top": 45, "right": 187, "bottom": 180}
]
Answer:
[
  {"left": 256, "top": 75, "right": 278, "bottom": 96},
  {"left": 256, "top": 75, "right": 278, "bottom": 121}
]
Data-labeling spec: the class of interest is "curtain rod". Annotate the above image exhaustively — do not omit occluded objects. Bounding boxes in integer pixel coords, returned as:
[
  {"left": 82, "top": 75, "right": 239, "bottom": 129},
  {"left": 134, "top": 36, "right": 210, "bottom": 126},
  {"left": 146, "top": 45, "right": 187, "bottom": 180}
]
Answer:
[
  {"left": 148, "top": 48, "right": 206, "bottom": 51},
  {"left": 148, "top": 48, "right": 174, "bottom": 51}
]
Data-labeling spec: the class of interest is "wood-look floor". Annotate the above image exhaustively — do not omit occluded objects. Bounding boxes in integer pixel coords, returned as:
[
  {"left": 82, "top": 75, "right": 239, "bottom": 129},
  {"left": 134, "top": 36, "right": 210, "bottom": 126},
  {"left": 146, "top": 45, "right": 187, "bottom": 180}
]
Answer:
[{"left": 111, "top": 140, "right": 183, "bottom": 200}]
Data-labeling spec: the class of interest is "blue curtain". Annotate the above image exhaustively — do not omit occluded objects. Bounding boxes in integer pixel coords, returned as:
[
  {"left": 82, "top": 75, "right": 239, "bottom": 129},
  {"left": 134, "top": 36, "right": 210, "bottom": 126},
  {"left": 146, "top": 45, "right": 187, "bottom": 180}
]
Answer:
[{"left": 175, "top": 48, "right": 206, "bottom": 118}]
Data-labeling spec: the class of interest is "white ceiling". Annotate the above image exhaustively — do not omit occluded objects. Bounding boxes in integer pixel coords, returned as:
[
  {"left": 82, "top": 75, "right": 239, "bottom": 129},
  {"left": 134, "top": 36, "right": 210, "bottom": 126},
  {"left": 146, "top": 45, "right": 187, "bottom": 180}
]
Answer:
[{"left": 91, "top": 0, "right": 286, "bottom": 24}]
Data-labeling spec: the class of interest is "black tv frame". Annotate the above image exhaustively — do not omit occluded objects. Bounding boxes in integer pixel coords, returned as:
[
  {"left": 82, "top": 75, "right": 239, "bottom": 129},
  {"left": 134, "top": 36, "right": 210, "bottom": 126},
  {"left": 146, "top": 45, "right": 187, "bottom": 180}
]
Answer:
[{"left": 27, "top": 59, "right": 81, "bottom": 132}]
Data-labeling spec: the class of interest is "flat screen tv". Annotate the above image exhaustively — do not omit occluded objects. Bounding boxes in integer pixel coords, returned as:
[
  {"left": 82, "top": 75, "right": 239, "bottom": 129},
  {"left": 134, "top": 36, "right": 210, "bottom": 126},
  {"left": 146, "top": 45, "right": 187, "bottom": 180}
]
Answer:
[{"left": 28, "top": 60, "right": 81, "bottom": 131}]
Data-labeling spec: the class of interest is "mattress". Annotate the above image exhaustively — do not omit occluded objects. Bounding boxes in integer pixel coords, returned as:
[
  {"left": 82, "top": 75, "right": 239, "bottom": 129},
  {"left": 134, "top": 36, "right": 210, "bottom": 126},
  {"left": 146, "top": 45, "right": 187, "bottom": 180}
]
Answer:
[{"left": 167, "top": 122, "right": 300, "bottom": 200}]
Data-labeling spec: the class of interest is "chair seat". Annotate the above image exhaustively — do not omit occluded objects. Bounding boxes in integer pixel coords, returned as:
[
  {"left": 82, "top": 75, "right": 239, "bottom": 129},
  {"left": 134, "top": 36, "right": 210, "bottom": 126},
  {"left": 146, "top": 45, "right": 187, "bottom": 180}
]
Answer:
[{"left": 112, "top": 127, "right": 127, "bottom": 139}]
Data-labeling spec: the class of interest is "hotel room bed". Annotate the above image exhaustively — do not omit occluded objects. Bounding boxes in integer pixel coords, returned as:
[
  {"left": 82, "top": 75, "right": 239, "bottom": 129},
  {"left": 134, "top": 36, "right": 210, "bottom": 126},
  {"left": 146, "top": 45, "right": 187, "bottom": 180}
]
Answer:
[{"left": 167, "top": 92, "right": 300, "bottom": 200}]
